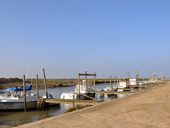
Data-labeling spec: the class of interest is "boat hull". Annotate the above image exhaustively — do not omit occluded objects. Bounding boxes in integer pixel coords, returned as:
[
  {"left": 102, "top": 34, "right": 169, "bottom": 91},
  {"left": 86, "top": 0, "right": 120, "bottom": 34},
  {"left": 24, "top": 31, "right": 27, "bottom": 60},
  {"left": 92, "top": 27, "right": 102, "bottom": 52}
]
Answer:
[
  {"left": 61, "top": 93, "right": 95, "bottom": 100},
  {"left": 0, "top": 101, "right": 37, "bottom": 110}
]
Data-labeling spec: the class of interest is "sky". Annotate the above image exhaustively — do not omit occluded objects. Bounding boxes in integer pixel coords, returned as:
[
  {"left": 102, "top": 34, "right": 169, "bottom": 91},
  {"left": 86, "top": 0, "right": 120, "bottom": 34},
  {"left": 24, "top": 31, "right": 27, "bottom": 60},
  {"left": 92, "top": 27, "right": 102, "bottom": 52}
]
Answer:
[{"left": 0, "top": 0, "right": 170, "bottom": 79}]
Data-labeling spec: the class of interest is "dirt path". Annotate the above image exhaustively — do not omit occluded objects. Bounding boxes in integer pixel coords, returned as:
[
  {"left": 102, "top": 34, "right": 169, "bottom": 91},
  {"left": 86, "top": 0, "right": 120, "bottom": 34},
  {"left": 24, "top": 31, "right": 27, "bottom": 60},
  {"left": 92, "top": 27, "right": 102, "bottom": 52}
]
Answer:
[{"left": 16, "top": 83, "right": 170, "bottom": 128}]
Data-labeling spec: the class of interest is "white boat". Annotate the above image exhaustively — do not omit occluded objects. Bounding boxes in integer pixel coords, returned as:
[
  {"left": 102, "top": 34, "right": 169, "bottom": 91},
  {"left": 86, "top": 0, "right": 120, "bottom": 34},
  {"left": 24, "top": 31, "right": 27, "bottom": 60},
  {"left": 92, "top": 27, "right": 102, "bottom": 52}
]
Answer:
[
  {"left": 61, "top": 80, "right": 95, "bottom": 100},
  {"left": 0, "top": 84, "right": 55, "bottom": 110},
  {"left": 103, "top": 86, "right": 112, "bottom": 91},
  {"left": 0, "top": 84, "right": 37, "bottom": 110},
  {"left": 0, "top": 84, "right": 54, "bottom": 110},
  {"left": 103, "top": 86, "right": 117, "bottom": 91}
]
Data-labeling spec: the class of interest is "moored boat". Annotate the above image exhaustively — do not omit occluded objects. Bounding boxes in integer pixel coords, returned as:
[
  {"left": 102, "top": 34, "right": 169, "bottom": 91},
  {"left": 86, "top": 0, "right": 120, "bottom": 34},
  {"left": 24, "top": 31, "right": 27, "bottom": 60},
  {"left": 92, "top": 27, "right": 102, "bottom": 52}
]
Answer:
[
  {"left": 0, "top": 84, "right": 54, "bottom": 110},
  {"left": 61, "top": 80, "right": 95, "bottom": 100},
  {"left": 0, "top": 84, "right": 37, "bottom": 110}
]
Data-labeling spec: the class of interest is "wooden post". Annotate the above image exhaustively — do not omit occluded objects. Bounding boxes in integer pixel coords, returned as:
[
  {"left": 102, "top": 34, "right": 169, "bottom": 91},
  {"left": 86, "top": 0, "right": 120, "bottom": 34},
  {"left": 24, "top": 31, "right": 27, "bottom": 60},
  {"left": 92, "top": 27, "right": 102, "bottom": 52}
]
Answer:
[
  {"left": 73, "top": 94, "right": 75, "bottom": 107},
  {"left": 23, "top": 74, "right": 27, "bottom": 112},
  {"left": 93, "top": 72, "right": 96, "bottom": 92},
  {"left": 43, "top": 68, "right": 48, "bottom": 98},
  {"left": 104, "top": 93, "right": 108, "bottom": 98},
  {"left": 78, "top": 73, "right": 80, "bottom": 100},
  {"left": 161, "top": 79, "right": 162, "bottom": 85},
  {"left": 110, "top": 75, "right": 112, "bottom": 89},
  {"left": 36, "top": 74, "right": 39, "bottom": 101},
  {"left": 114, "top": 79, "right": 116, "bottom": 87},
  {"left": 85, "top": 70, "right": 87, "bottom": 94}
]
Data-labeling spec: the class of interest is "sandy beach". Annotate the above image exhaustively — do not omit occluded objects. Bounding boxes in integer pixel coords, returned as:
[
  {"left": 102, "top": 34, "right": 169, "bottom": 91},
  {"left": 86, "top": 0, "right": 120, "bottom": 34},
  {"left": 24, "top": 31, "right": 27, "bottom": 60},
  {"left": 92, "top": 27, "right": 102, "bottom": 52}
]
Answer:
[{"left": 15, "top": 82, "right": 170, "bottom": 128}]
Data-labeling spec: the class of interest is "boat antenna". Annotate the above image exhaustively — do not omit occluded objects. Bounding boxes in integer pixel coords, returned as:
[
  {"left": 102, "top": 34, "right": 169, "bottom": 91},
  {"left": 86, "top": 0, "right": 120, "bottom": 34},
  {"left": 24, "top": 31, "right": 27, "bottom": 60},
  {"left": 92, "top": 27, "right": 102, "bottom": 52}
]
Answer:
[
  {"left": 31, "top": 71, "right": 34, "bottom": 85},
  {"left": 26, "top": 60, "right": 30, "bottom": 80}
]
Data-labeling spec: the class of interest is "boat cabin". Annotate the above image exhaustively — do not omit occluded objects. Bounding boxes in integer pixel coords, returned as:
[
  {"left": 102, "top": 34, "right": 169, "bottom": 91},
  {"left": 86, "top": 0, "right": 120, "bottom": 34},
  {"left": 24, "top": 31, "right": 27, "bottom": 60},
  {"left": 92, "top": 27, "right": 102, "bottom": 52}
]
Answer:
[
  {"left": 75, "top": 80, "right": 93, "bottom": 94},
  {"left": 4, "top": 84, "right": 33, "bottom": 98}
]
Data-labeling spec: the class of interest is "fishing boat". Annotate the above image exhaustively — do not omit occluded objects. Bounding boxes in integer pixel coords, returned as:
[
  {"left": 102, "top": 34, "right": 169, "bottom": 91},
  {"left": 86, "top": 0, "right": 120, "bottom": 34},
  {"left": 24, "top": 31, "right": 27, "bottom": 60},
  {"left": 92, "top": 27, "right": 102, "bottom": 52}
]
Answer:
[{"left": 61, "top": 80, "right": 95, "bottom": 100}]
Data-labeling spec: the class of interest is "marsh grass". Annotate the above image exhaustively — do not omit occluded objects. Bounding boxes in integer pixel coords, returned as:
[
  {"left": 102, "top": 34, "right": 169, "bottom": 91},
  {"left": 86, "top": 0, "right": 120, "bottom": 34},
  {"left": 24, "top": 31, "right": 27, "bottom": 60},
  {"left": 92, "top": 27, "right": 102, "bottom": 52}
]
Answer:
[{"left": 65, "top": 105, "right": 89, "bottom": 113}]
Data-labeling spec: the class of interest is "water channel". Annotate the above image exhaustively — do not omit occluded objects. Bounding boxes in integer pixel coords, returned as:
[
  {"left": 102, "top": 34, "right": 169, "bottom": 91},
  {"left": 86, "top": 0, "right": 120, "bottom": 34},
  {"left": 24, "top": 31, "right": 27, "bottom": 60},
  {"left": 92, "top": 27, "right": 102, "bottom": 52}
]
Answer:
[{"left": 0, "top": 83, "right": 128, "bottom": 127}]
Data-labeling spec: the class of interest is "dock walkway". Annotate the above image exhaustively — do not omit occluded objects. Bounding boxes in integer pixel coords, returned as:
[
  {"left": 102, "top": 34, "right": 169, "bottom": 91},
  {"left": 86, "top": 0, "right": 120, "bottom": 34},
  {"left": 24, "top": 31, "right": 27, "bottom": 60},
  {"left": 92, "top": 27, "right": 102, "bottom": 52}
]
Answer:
[
  {"left": 16, "top": 83, "right": 170, "bottom": 128},
  {"left": 45, "top": 98, "right": 103, "bottom": 105},
  {"left": 89, "top": 90, "right": 139, "bottom": 95}
]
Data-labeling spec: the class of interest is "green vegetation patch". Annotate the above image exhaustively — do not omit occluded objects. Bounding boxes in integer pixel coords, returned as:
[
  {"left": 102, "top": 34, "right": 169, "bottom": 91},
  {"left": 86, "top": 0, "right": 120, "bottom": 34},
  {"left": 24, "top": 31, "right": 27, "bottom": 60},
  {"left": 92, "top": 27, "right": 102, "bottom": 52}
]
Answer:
[{"left": 65, "top": 105, "right": 89, "bottom": 113}]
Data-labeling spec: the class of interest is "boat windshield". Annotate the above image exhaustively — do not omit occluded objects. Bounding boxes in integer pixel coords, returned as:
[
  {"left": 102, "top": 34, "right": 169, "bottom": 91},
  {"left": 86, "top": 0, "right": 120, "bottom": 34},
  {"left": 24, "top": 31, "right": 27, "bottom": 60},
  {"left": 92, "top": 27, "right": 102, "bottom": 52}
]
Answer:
[
  {"left": 0, "top": 91, "right": 5, "bottom": 95},
  {"left": 4, "top": 91, "right": 12, "bottom": 97},
  {"left": 3, "top": 91, "right": 20, "bottom": 98}
]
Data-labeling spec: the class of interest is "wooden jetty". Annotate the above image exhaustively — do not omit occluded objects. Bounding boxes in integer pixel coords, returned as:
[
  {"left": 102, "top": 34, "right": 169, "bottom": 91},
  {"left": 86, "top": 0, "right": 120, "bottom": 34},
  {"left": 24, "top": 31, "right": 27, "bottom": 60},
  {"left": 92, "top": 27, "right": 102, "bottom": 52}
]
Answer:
[
  {"left": 35, "top": 70, "right": 151, "bottom": 110},
  {"left": 38, "top": 89, "right": 142, "bottom": 109},
  {"left": 116, "top": 88, "right": 146, "bottom": 91},
  {"left": 89, "top": 91, "right": 135, "bottom": 95},
  {"left": 44, "top": 99, "right": 103, "bottom": 105},
  {"left": 41, "top": 89, "right": 142, "bottom": 107},
  {"left": 135, "top": 85, "right": 155, "bottom": 88}
]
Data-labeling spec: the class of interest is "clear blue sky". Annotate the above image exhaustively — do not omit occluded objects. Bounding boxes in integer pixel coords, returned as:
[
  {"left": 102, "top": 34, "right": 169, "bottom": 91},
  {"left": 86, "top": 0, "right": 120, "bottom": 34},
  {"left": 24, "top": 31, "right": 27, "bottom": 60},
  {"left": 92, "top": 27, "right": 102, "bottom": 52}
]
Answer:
[{"left": 0, "top": 0, "right": 170, "bottom": 79}]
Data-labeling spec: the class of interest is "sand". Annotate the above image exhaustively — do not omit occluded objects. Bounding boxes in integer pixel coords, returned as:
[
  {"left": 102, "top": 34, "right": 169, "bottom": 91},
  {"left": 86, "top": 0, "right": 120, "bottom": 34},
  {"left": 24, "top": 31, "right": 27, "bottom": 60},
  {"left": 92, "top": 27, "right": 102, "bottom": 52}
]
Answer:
[{"left": 16, "top": 83, "right": 170, "bottom": 128}]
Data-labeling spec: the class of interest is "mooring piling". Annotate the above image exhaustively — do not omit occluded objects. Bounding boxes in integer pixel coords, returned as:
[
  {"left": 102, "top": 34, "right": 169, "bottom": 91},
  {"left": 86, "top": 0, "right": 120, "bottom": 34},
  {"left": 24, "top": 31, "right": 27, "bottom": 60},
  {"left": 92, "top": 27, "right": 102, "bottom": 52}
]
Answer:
[
  {"left": 78, "top": 71, "right": 96, "bottom": 100},
  {"left": 36, "top": 74, "right": 39, "bottom": 103},
  {"left": 117, "top": 78, "right": 119, "bottom": 88},
  {"left": 110, "top": 75, "right": 112, "bottom": 88},
  {"left": 23, "top": 74, "right": 27, "bottom": 112},
  {"left": 78, "top": 73, "right": 80, "bottom": 99},
  {"left": 93, "top": 72, "right": 96, "bottom": 92},
  {"left": 43, "top": 68, "right": 48, "bottom": 98},
  {"left": 85, "top": 70, "right": 87, "bottom": 94}
]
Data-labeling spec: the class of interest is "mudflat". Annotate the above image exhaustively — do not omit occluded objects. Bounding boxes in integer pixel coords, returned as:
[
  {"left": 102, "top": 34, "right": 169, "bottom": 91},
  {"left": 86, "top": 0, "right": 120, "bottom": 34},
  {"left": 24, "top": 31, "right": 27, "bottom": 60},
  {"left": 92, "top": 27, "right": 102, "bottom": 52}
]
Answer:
[{"left": 16, "top": 83, "right": 170, "bottom": 128}]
